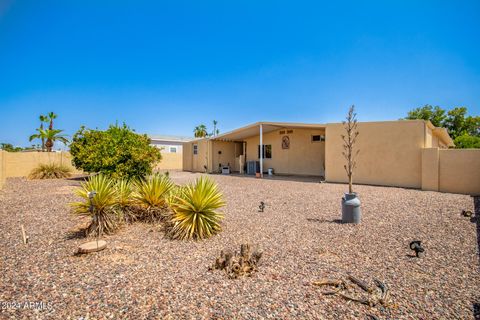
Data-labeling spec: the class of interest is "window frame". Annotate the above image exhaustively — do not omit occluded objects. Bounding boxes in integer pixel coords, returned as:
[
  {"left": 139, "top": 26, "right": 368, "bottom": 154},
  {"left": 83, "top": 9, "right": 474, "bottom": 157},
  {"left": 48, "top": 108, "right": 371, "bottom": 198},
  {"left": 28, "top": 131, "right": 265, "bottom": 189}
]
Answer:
[
  {"left": 257, "top": 144, "right": 272, "bottom": 159},
  {"left": 311, "top": 135, "right": 325, "bottom": 142},
  {"left": 193, "top": 144, "right": 198, "bottom": 155}
]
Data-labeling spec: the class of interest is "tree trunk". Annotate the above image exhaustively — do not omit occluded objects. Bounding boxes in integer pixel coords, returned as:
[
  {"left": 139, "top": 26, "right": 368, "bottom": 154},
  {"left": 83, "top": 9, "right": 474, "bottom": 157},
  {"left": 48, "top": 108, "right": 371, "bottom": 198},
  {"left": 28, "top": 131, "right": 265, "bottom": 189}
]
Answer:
[
  {"left": 45, "top": 139, "right": 53, "bottom": 152},
  {"left": 40, "top": 123, "right": 45, "bottom": 152}
]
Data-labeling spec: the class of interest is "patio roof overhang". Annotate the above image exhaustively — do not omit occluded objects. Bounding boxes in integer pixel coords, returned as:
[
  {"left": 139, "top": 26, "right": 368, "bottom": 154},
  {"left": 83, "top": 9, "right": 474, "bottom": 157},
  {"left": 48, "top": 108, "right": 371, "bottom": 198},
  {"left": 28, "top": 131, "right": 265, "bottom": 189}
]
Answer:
[{"left": 211, "top": 121, "right": 326, "bottom": 141}]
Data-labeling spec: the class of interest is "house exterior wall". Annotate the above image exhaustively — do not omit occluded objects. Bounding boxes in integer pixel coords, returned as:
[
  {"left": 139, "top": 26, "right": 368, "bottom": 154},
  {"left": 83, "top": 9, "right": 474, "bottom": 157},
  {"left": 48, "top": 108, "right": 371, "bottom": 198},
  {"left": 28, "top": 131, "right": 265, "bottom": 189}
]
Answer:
[
  {"left": 183, "top": 141, "right": 193, "bottom": 171},
  {"left": 151, "top": 141, "right": 183, "bottom": 153},
  {"left": 155, "top": 153, "right": 183, "bottom": 170},
  {"left": 421, "top": 148, "right": 439, "bottom": 191},
  {"left": 212, "top": 141, "right": 237, "bottom": 173},
  {"left": 425, "top": 127, "right": 433, "bottom": 147},
  {"left": 244, "top": 128, "right": 326, "bottom": 176},
  {"left": 325, "top": 120, "right": 426, "bottom": 188},
  {"left": 183, "top": 139, "right": 211, "bottom": 173}
]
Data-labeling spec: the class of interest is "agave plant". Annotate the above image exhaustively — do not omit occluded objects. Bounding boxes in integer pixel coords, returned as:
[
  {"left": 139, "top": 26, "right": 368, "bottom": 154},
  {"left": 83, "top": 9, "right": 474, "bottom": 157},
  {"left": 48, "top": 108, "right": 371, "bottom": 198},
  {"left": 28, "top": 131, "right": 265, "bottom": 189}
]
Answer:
[
  {"left": 115, "top": 179, "right": 137, "bottom": 223},
  {"left": 168, "top": 176, "right": 225, "bottom": 240},
  {"left": 71, "top": 174, "right": 121, "bottom": 236},
  {"left": 133, "top": 173, "right": 175, "bottom": 223}
]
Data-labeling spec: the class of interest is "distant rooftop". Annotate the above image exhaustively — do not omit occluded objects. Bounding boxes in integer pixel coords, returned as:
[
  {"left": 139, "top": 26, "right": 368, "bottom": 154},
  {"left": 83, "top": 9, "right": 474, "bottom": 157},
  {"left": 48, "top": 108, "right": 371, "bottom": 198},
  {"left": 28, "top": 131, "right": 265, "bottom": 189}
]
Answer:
[{"left": 148, "top": 135, "right": 193, "bottom": 143}]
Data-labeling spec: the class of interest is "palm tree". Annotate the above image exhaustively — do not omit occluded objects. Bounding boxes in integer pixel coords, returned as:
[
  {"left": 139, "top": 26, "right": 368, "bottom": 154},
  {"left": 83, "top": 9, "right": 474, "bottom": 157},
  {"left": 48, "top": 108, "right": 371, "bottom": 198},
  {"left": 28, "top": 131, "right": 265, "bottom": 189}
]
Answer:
[
  {"left": 47, "top": 112, "right": 57, "bottom": 130},
  {"left": 38, "top": 114, "right": 48, "bottom": 151},
  {"left": 29, "top": 129, "right": 68, "bottom": 152},
  {"left": 46, "top": 112, "right": 58, "bottom": 151},
  {"left": 194, "top": 124, "right": 208, "bottom": 138},
  {"left": 212, "top": 120, "right": 218, "bottom": 137}
]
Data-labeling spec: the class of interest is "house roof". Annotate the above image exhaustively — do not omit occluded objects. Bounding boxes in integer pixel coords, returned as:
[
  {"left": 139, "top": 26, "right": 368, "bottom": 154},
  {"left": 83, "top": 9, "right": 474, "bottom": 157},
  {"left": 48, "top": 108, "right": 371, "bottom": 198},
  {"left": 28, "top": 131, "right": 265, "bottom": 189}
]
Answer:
[
  {"left": 211, "top": 121, "right": 326, "bottom": 141},
  {"left": 149, "top": 135, "right": 193, "bottom": 143},
  {"left": 199, "top": 119, "right": 455, "bottom": 147}
]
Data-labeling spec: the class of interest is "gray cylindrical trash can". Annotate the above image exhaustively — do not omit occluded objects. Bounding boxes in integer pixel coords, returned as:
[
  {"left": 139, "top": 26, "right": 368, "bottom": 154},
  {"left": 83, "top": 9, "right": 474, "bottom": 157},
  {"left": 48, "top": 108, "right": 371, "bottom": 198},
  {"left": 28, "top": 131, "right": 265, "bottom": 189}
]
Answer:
[
  {"left": 267, "top": 168, "right": 274, "bottom": 176},
  {"left": 341, "top": 193, "right": 361, "bottom": 224}
]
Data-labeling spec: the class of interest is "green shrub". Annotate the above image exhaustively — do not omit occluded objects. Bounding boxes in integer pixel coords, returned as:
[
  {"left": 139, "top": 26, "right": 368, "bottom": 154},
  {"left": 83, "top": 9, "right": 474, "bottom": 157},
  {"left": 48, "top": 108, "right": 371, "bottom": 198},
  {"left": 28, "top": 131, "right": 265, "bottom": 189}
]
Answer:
[
  {"left": 133, "top": 173, "right": 175, "bottom": 223},
  {"left": 29, "top": 163, "right": 72, "bottom": 179},
  {"left": 69, "top": 123, "right": 162, "bottom": 179},
  {"left": 71, "top": 174, "right": 121, "bottom": 236},
  {"left": 168, "top": 176, "right": 225, "bottom": 240},
  {"left": 454, "top": 134, "right": 480, "bottom": 149}
]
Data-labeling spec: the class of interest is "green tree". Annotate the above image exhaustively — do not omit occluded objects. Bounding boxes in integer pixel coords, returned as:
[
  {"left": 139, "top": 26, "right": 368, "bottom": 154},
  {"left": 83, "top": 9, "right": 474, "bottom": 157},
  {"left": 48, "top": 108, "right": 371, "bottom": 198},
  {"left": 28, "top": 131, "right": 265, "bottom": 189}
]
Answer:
[
  {"left": 29, "top": 129, "right": 69, "bottom": 152},
  {"left": 194, "top": 124, "right": 208, "bottom": 138},
  {"left": 0, "top": 143, "right": 23, "bottom": 152},
  {"left": 453, "top": 134, "right": 480, "bottom": 149},
  {"left": 405, "top": 105, "right": 479, "bottom": 148},
  {"left": 443, "top": 107, "right": 480, "bottom": 138},
  {"left": 69, "top": 123, "right": 162, "bottom": 179},
  {"left": 405, "top": 104, "right": 446, "bottom": 127}
]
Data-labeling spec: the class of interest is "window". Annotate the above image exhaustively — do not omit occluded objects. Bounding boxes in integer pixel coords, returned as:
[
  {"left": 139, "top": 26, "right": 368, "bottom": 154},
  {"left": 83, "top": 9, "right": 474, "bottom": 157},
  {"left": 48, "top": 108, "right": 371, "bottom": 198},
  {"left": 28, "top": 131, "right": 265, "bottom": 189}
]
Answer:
[
  {"left": 193, "top": 144, "right": 198, "bottom": 155},
  {"left": 312, "top": 135, "right": 325, "bottom": 142},
  {"left": 170, "top": 147, "right": 177, "bottom": 153},
  {"left": 257, "top": 144, "right": 272, "bottom": 159}
]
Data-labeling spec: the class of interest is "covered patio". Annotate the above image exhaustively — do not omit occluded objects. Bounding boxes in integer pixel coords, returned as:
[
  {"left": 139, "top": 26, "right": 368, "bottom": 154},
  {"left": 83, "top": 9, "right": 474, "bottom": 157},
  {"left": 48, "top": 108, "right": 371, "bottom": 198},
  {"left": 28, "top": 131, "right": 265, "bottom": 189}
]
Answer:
[{"left": 209, "top": 122, "right": 327, "bottom": 177}]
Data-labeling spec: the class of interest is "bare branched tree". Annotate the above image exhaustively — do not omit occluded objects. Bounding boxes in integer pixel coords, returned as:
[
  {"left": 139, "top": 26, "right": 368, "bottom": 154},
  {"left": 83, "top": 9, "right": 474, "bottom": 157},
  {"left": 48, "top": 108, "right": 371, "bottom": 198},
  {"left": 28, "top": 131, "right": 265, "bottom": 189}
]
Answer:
[{"left": 341, "top": 105, "right": 360, "bottom": 194}]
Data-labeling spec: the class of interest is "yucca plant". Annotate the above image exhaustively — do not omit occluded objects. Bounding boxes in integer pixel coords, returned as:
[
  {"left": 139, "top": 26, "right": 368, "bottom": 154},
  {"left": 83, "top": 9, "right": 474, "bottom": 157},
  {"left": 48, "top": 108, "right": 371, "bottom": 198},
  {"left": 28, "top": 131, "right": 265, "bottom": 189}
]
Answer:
[
  {"left": 29, "top": 163, "right": 72, "bottom": 179},
  {"left": 133, "top": 173, "right": 175, "bottom": 223},
  {"left": 71, "top": 174, "right": 121, "bottom": 236},
  {"left": 115, "top": 179, "right": 137, "bottom": 223},
  {"left": 168, "top": 176, "right": 225, "bottom": 240}
]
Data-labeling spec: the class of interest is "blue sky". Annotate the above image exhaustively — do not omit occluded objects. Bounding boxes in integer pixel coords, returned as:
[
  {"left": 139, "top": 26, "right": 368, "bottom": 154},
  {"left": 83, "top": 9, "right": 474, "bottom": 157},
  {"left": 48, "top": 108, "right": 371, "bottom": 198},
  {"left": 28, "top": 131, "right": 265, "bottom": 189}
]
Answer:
[{"left": 1, "top": 0, "right": 479, "bottom": 147}]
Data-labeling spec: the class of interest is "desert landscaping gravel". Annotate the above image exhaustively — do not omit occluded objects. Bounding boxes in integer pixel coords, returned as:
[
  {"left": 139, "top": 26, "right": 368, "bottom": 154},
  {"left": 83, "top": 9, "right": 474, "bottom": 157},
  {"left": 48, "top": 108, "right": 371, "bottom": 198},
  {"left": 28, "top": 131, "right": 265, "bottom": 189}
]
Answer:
[{"left": 1, "top": 172, "right": 479, "bottom": 319}]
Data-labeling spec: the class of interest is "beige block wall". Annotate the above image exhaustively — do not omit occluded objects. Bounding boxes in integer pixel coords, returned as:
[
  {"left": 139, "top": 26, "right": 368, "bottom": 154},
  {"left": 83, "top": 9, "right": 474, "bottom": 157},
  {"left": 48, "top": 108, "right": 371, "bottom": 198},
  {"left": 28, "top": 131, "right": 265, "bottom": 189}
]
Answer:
[
  {"left": 0, "top": 151, "right": 6, "bottom": 189},
  {"left": 244, "top": 128, "right": 326, "bottom": 176},
  {"left": 438, "top": 149, "right": 480, "bottom": 195},
  {"left": 4, "top": 152, "right": 82, "bottom": 178},
  {"left": 325, "top": 121, "right": 426, "bottom": 188},
  {"left": 421, "top": 148, "right": 439, "bottom": 191},
  {"left": 422, "top": 148, "right": 480, "bottom": 195}
]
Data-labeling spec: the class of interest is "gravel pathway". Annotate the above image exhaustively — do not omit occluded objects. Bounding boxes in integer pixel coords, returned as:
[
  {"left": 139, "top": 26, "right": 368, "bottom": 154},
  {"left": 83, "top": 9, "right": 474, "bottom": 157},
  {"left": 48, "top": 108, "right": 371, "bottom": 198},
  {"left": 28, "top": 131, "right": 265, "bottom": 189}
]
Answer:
[{"left": 1, "top": 172, "right": 479, "bottom": 319}]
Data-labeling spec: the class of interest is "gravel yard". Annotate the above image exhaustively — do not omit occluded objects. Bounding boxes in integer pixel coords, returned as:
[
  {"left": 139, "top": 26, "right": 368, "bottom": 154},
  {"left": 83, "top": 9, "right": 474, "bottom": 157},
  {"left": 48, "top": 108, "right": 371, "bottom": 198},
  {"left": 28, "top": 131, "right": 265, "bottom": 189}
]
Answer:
[{"left": 1, "top": 172, "right": 479, "bottom": 319}]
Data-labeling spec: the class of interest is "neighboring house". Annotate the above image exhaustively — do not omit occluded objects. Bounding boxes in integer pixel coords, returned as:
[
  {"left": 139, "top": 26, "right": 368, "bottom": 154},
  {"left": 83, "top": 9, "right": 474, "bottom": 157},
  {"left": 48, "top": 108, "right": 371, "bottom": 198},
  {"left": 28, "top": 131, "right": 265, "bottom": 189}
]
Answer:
[
  {"left": 149, "top": 135, "right": 192, "bottom": 170},
  {"left": 149, "top": 135, "right": 192, "bottom": 153},
  {"left": 182, "top": 120, "right": 480, "bottom": 195}
]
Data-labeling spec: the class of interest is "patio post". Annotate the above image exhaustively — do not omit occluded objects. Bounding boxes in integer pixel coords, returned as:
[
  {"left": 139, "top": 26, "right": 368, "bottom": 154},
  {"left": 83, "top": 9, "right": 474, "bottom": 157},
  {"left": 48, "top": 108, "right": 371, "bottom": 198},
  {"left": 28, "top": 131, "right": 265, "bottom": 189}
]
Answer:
[{"left": 259, "top": 123, "right": 263, "bottom": 177}]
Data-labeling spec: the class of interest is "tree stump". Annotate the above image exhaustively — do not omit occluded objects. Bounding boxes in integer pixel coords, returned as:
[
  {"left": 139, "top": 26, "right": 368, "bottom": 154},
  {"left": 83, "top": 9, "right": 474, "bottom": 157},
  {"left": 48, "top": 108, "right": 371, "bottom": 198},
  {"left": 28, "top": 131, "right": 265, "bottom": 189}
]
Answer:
[{"left": 210, "top": 243, "right": 263, "bottom": 278}]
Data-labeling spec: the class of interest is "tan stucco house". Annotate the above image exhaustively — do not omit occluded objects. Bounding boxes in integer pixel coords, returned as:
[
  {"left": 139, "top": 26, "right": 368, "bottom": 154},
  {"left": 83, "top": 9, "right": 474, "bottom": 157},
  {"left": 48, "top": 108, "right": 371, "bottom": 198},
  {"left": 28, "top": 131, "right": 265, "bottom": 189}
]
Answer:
[{"left": 182, "top": 120, "right": 480, "bottom": 195}]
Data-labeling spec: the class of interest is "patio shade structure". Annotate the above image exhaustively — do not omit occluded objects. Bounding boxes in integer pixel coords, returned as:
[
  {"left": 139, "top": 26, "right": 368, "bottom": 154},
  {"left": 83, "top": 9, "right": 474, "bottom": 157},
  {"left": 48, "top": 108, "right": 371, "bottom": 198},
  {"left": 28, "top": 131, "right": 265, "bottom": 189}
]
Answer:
[{"left": 210, "top": 121, "right": 327, "bottom": 177}]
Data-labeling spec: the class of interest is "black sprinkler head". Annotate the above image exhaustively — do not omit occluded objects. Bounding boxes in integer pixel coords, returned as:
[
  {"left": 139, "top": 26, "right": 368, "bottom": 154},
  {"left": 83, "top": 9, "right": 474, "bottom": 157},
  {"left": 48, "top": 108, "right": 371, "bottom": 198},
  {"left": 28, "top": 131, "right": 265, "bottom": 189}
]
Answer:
[
  {"left": 258, "top": 201, "right": 265, "bottom": 212},
  {"left": 409, "top": 240, "right": 424, "bottom": 258}
]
